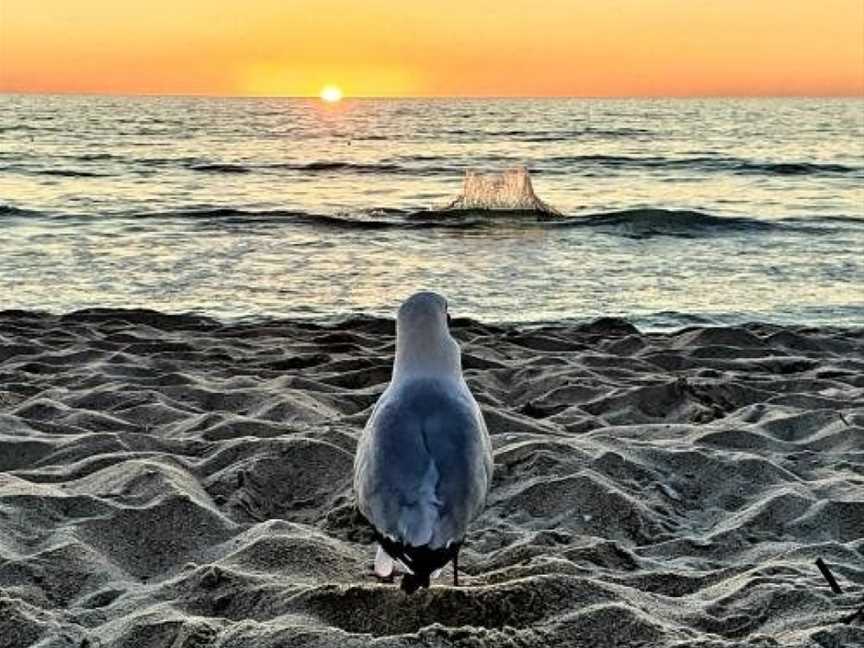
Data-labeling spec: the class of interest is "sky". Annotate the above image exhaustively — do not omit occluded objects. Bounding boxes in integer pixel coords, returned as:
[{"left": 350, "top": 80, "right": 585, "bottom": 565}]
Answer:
[{"left": 1, "top": 0, "right": 863, "bottom": 97}]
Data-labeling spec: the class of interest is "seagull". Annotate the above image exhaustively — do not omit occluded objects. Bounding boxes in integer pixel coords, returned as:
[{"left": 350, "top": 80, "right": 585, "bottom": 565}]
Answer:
[{"left": 353, "top": 291, "right": 493, "bottom": 593}]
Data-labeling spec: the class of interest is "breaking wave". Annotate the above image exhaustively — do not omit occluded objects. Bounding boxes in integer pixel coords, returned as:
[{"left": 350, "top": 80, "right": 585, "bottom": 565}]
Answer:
[
  {"left": 79, "top": 207, "right": 864, "bottom": 237},
  {"left": 549, "top": 208, "right": 783, "bottom": 238},
  {"left": 4, "top": 199, "right": 860, "bottom": 239}
]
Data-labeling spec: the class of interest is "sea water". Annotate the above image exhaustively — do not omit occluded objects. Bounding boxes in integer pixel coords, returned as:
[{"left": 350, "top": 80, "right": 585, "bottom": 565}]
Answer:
[{"left": 1, "top": 95, "right": 862, "bottom": 328}]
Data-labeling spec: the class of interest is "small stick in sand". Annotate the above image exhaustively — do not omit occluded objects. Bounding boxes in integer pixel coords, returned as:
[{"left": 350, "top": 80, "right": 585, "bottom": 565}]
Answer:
[
  {"left": 816, "top": 558, "right": 843, "bottom": 594},
  {"left": 453, "top": 550, "right": 459, "bottom": 587},
  {"left": 815, "top": 558, "right": 864, "bottom": 625}
]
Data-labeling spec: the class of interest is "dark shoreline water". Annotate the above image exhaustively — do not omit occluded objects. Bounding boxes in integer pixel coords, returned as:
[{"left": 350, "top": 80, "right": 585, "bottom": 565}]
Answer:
[{"left": 3, "top": 307, "right": 863, "bottom": 339}]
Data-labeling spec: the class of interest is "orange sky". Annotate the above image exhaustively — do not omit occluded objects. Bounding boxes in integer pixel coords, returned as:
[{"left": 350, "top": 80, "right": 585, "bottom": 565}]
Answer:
[{"left": 1, "top": 0, "right": 863, "bottom": 97}]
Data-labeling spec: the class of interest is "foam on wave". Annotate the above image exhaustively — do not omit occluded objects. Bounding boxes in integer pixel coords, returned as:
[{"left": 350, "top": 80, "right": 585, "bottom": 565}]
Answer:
[{"left": 444, "top": 166, "right": 561, "bottom": 214}]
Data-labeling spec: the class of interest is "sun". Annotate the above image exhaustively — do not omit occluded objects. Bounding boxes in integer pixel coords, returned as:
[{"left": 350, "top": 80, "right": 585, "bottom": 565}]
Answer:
[{"left": 320, "top": 85, "right": 343, "bottom": 103}]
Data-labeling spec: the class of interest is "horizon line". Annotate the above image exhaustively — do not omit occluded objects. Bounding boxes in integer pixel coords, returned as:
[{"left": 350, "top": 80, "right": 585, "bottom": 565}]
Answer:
[{"left": 2, "top": 90, "right": 863, "bottom": 101}]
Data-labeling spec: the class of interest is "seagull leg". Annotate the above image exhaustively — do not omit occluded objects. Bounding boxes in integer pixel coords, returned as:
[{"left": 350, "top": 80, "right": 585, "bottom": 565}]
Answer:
[{"left": 452, "top": 549, "right": 459, "bottom": 586}]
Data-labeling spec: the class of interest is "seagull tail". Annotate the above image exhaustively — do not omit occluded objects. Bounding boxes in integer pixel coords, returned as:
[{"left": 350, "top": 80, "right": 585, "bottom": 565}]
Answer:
[
  {"left": 376, "top": 531, "right": 463, "bottom": 594},
  {"left": 400, "top": 571, "right": 430, "bottom": 594}
]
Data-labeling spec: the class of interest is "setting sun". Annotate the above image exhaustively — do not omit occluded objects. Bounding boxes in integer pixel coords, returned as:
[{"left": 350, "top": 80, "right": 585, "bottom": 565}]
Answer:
[
  {"left": 320, "top": 85, "right": 343, "bottom": 102},
  {"left": 2, "top": 2, "right": 862, "bottom": 96}
]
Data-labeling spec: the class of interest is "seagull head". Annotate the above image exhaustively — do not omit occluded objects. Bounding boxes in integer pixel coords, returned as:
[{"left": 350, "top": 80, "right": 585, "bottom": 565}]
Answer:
[{"left": 394, "top": 292, "right": 460, "bottom": 380}]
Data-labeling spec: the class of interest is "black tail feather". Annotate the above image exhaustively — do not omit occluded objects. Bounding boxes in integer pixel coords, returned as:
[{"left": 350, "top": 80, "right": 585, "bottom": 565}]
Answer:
[{"left": 375, "top": 531, "right": 462, "bottom": 593}]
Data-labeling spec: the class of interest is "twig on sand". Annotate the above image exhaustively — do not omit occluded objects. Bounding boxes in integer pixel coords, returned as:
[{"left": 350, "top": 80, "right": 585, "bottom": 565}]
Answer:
[
  {"left": 816, "top": 558, "right": 843, "bottom": 594},
  {"left": 816, "top": 558, "right": 864, "bottom": 625}
]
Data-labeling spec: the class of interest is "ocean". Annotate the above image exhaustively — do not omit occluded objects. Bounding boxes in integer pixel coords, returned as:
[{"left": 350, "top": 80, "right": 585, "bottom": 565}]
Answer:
[{"left": 1, "top": 95, "right": 862, "bottom": 328}]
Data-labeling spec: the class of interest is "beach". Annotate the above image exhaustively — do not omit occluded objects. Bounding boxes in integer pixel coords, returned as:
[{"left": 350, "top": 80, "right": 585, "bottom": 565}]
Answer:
[
  {"left": 1, "top": 308, "right": 861, "bottom": 647},
  {"left": 3, "top": 2, "right": 864, "bottom": 646}
]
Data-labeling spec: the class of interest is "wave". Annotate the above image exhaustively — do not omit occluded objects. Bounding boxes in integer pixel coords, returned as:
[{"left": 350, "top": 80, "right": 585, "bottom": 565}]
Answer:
[
  {"left": 556, "top": 209, "right": 864, "bottom": 238},
  {"left": 546, "top": 155, "right": 859, "bottom": 177},
  {"left": 74, "top": 153, "right": 119, "bottom": 162},
  {"left": 297, "top": 161, "right": 404, "bottom": 174},
  {"left": 180, "top": 156, "right": 864, "bottom": 178},
  {"left": 0, "top": 163, "right": 115, "bottom": 178},
  {"left": 138, "top": 156, "right": 201, "bottom": 168},
  {"left": 117, "top": 206, "right": 825, "bottom": 238},
  {"left": 736, "top": 161, "right": 856, "bottom": 175},
  {"left": 5, "top": 202, "right": 856, "bottom": 238},
  {"left": 401, "top": 207, "right": 804, "bottom": 238},
  {"left": 5, "top": 198, "right": 862, "bottom": 239},
  {"left": 188, "top": 163, "right": 251, "bottom": 174},
  {"left": 34, "top": 152, "right": 857, "bottom": 180},
  {"left": 777, "top": 214, "right": 864, "bottom": 227},
  {"left": 495, "top": 127, "right": 653, "bottom": 142},
  {"left": 548, "top": 208, "right": 783, "bottom": 238},
  {"left": 435, "top": 127, "right": 652, "bottom": 141},
  {"left": 178, "top": 160, "right": 408, "bottom": 175},
  {"left": 41, "top": 169, "right": 111, "bottom": 178},
  {"left": 0, "top": 124, "right": 61, "bottom": 134},
  {"left": 0, "top": 204, "right": 49, "bottom": 219},
  {"left": 129, "top": 207, "right": 485, "bottom": 231},
  {"left": 0, "top": 165, "right": 114, "bottom": 178}
]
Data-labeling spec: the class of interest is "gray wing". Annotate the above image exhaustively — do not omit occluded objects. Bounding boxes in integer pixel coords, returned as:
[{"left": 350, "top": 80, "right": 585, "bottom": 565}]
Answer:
[{"left": 354, "top": 378, "right": 492, "bottom": 549}]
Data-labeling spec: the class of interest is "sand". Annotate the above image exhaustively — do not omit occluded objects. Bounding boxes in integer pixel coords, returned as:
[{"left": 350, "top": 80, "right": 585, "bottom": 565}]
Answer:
[{"left": 0, "top": 308, "right": 862, "bottom": 648}]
